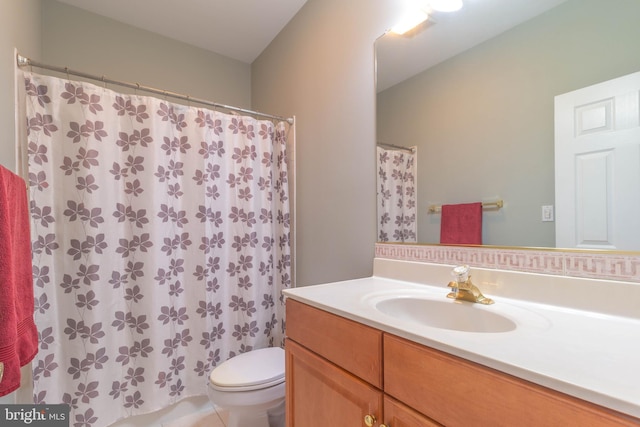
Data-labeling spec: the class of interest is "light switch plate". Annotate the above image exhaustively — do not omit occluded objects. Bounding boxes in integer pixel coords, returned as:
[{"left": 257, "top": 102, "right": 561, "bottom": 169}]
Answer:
[{"left": 542, "top": 205, "right": 554, "bottom": 222}]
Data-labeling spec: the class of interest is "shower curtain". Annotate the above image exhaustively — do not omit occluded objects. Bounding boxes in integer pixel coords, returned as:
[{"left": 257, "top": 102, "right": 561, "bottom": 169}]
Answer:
[
  {"left": 23, "top": 72, "right": 291, "bottom": 427},
  {"left": 376, "top": 146, "right": 417, "bottom": 242}
]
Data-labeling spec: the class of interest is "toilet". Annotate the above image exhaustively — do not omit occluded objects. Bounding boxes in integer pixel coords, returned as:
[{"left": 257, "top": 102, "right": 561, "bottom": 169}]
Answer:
[{"left": 207, "top": 347, "right": 286, "bottom": 427}]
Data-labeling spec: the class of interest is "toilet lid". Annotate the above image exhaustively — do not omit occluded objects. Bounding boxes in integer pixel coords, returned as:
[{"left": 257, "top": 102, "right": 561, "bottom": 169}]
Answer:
[{"left": 209, "top": 347, "right": 285, "bottom": 391}]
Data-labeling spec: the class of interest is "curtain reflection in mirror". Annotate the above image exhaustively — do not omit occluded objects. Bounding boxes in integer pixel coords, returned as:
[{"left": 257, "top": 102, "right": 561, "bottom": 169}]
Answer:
[{"left": 376, "top": 145, "right": 417, "bottom": 242}]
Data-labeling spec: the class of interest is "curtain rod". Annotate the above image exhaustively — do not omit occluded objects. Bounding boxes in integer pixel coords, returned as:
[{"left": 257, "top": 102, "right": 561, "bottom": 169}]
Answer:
[
  {"left": 17, "top": 53, "right": 294, "bottom": 125},
  {"left": 377, "top": 142, "right": 415, "bottom": 153}
]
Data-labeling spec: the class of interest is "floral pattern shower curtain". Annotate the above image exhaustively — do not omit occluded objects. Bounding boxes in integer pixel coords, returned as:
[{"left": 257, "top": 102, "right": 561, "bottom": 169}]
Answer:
[
  {"left": 376, "top": 146, "right": 417, "bottom": 242},
  {"left": 24, "top": 72, "right": 291, "bottom": 427}
]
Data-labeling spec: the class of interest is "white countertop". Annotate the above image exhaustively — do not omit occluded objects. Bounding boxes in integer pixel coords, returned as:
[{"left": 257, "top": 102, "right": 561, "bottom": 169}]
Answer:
[{"left": 283, "top": 266, "right": 640, "bottom": 420}]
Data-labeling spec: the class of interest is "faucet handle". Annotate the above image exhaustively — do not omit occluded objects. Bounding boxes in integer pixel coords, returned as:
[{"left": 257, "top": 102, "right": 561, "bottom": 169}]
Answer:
[{"left": 452, "top": 264, "right": 470, "bottom": 283}]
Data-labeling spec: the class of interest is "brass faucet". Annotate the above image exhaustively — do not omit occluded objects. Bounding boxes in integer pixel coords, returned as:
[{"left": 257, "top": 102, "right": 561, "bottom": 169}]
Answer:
[{"left": 447, "top": 265, "right": 494, "bottom": 305}]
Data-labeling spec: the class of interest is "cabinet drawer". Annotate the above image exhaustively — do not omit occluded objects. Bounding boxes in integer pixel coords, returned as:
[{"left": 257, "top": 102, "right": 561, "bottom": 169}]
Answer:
[
  {"left": 286, "top": 299, "right": 382, "bottom": 388},
  {"left": 384, "top": 334, "right": 638, "bottom": 427}
]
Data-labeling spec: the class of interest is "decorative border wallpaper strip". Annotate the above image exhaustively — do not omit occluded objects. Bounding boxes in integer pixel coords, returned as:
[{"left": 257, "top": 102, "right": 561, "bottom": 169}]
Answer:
[{"left": 375, "top": 243, "right": 640, "bottom": 283}]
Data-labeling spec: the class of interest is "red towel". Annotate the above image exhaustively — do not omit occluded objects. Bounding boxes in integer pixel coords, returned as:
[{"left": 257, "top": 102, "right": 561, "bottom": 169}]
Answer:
[
  {"left": 440, "top": 202, "right": 483, "bottom": 245},
  {"left": 0, "top": 165, "right": 38, "bottom": 396}
]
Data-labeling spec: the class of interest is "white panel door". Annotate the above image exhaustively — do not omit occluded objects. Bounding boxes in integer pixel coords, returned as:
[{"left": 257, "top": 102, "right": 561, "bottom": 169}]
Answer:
[{"left": 555, "top": 71, "right": 640, "bottom": 250}]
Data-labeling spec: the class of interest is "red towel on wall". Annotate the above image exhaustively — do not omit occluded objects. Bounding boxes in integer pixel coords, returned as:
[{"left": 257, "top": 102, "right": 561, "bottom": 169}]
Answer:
[
  {"left": 440, "top": 202, "right": 483, "bottom": 245},
  {"left": 0, "top": 165, "right": 38, "bottom": 396}
]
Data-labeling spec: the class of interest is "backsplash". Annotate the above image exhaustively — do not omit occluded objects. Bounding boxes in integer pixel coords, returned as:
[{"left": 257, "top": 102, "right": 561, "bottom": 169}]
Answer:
[{"left": 375, "top": 243, "right": 640, "bottom": 283}]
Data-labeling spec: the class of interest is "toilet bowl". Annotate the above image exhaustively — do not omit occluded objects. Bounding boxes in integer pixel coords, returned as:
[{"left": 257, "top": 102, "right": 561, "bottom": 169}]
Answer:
[{"left": 207, "top": 347, "right": 285, "bottom": 427}]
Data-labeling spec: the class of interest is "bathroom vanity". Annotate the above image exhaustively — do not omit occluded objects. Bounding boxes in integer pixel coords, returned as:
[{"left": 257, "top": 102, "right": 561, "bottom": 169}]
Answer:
[{"left": 283, "top": 259, "right": 640, "bottom": 426}]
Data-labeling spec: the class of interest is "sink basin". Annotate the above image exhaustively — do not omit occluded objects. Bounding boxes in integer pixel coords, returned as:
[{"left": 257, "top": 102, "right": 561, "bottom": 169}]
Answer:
[{"left": 375, "top": 297, "right": 517, "bottom": 333}]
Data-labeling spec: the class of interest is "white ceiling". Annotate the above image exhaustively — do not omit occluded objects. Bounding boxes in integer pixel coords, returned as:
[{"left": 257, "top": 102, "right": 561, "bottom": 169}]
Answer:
[
  {"left": 55, "top": 0, "right": 567, "bottom": 82},
  {"left": 55, "top": 0, "right": 309, "bottom": 64}
]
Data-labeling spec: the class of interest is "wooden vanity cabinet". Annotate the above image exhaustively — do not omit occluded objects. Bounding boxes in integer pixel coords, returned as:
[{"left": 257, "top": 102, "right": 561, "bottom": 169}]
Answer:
[
  {"left": 286, "top": 299, "right": 439, "bottom": 426},
  {"left": 285, "top": 299, "right": 638, "bottom": 426}
]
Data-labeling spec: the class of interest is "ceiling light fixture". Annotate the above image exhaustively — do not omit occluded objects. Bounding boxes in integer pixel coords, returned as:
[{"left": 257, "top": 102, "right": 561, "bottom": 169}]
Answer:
[
  {"left": 390, "top": 8, "right": 430, "bottom": 35},
  {"left": 429, "top": 0, "right": 463, "bottom": 12},
  {"left": 390, "top": 0, "right": 463, "bottom": 35}
]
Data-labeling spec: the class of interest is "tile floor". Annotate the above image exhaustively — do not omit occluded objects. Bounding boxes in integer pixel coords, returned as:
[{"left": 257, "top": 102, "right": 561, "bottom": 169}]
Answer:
[{"left": 162, "top": 407, "right": 229, "bottom": 427}]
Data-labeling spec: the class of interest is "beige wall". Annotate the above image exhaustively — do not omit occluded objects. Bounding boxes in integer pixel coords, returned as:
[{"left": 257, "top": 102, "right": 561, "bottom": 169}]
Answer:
[
  {"left": 41, "top": 1, "right": 251, "bottom": 109},
  {"left": 0, "top": 0, "right": 41, "bottom": 173},
  {"left": 377, "top": 0, "right": 640, "bottom": 247},
  {"left": 252, "top": 0, "right": 400, "bottom": 286}
]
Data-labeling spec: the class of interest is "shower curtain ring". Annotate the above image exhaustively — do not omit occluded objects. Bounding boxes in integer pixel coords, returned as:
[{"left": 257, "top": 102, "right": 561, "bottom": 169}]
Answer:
[{"left": 64, "top": 67, "right": 70, "bottom": 81}]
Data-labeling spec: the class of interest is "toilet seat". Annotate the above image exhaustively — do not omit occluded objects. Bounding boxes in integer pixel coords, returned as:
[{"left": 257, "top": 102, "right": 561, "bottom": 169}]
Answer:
[{"left": 209, "top": 347, "right": 285, "bottom": 392}]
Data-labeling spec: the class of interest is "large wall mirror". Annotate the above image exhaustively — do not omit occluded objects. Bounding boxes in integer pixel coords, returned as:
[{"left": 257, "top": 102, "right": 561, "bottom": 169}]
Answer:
[{"left": 376, "top": 0, "right": 640, "bottom": 251}]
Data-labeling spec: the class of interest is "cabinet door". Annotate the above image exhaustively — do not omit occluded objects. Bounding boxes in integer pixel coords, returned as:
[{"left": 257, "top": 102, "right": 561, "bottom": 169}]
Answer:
[
  {"left": 384, "top": 396, "right": 443, "bottom": 427},
  {"left": 286, "top": 339, "right": 383, "bottom": 427}
]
